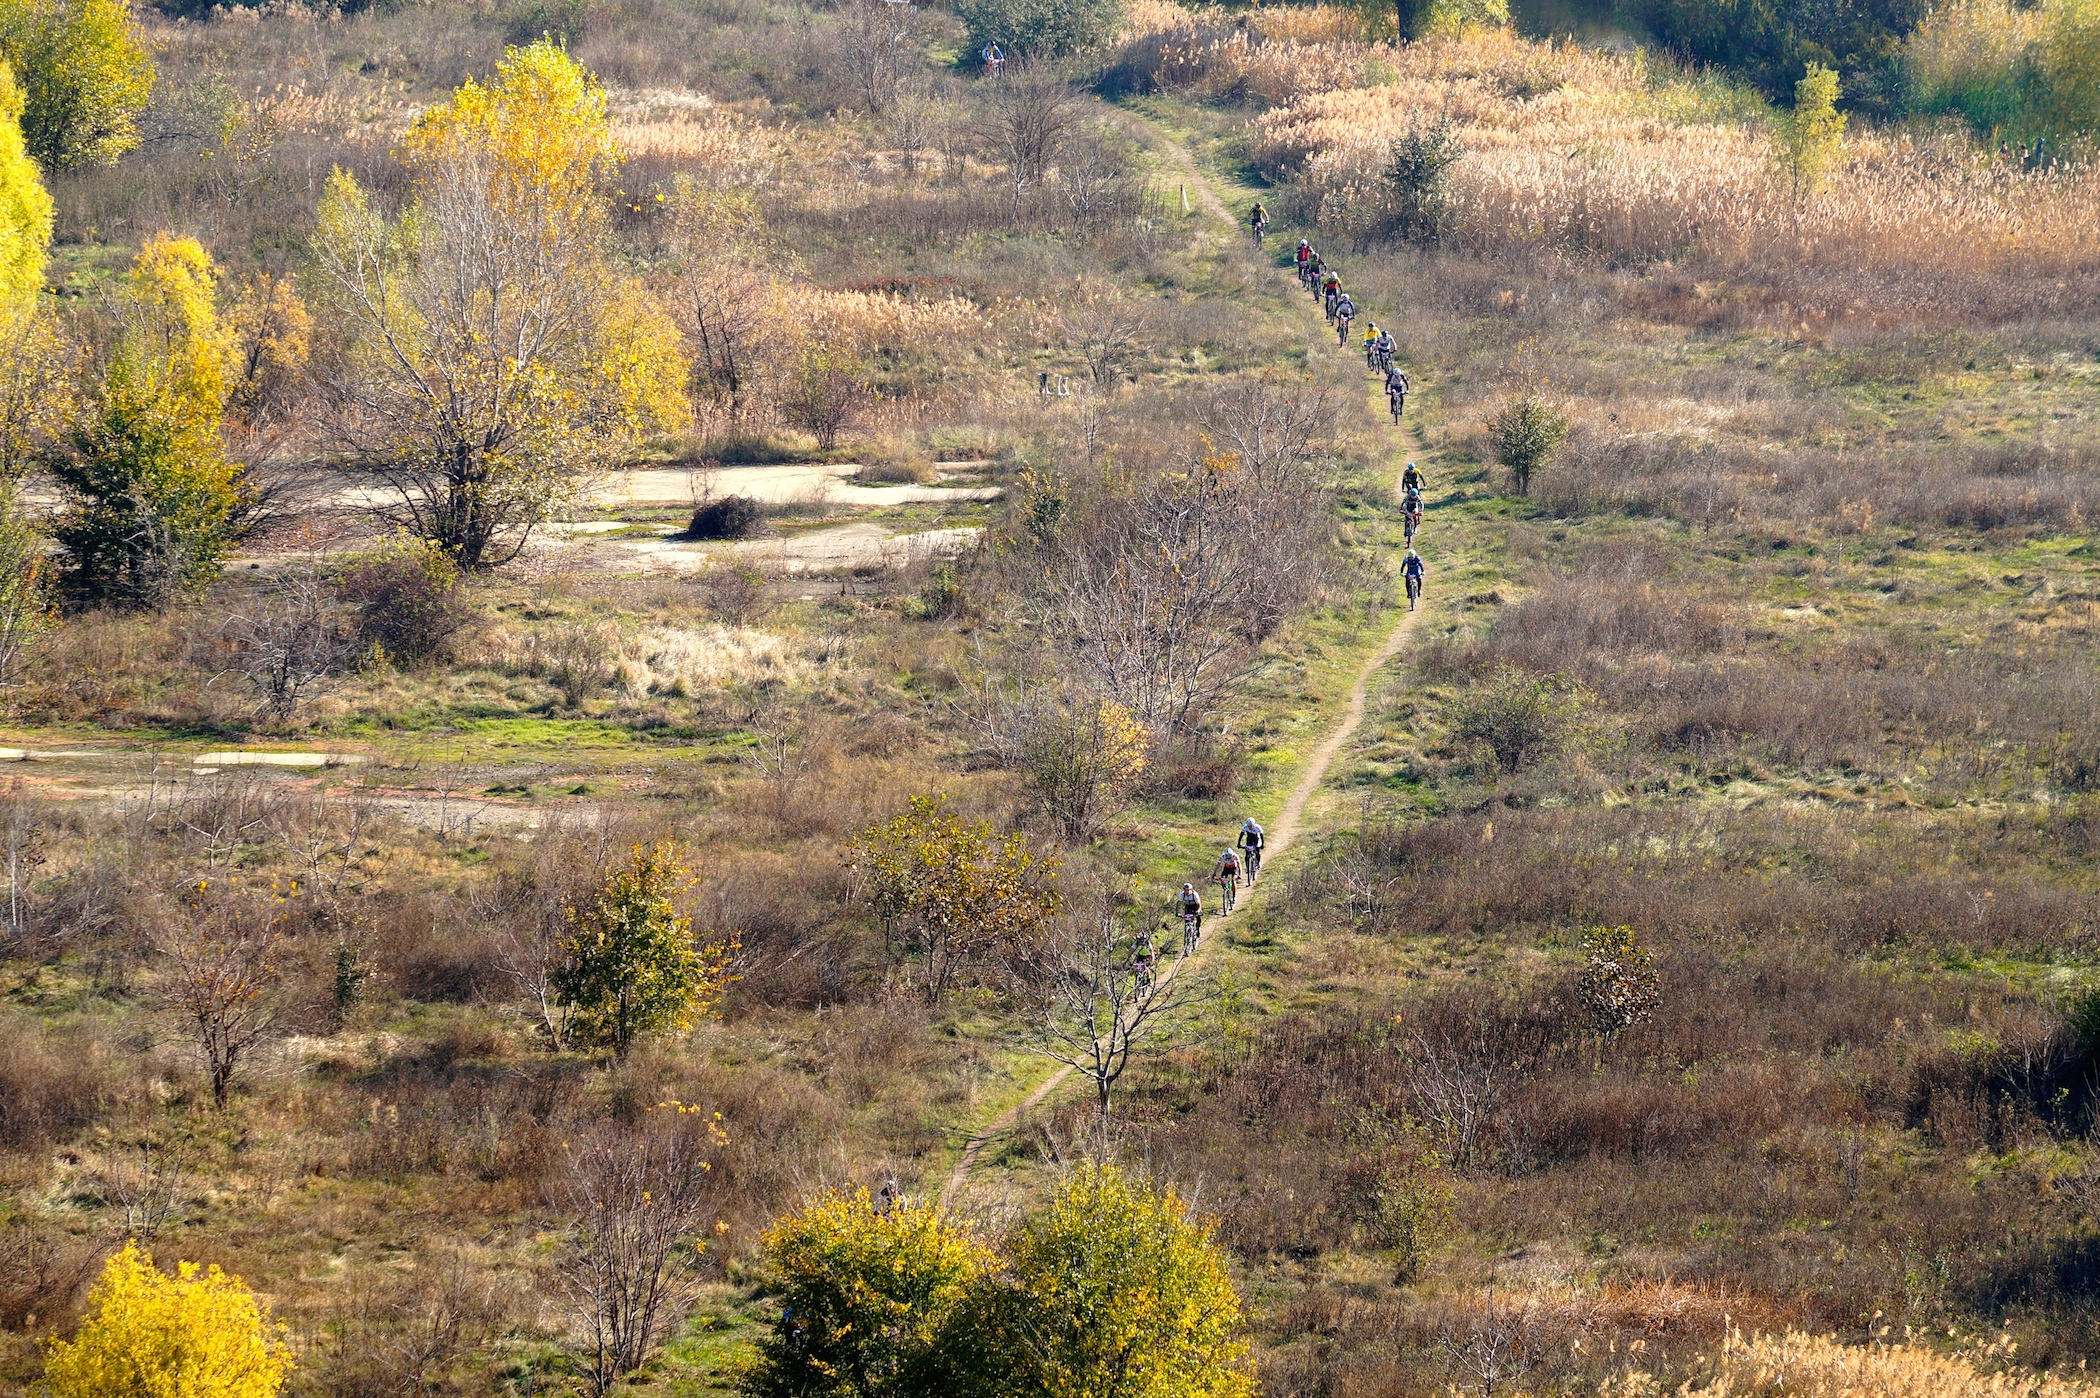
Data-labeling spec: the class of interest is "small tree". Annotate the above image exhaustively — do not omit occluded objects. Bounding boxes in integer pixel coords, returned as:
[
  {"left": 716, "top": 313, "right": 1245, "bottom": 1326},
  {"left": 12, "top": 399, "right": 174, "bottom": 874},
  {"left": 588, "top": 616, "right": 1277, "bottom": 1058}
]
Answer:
[
  {"left": 1017, "top": 906, "right": 1210, "bottom": 1135},
  {"left": 217, "top": 563, "right": 351, "bottom": 720},
  {"left": 1002, "top": 1163, "right": 1253, "bottom": 1398},
  {"left": 553, "top": 839, "right": 737, "bottom": 1058},
  {"left": 554, "top": 1108, "right": 725, "bottom": 1398},
  {"left": 335, "top": 537, "right": 475, "bottom": 669},
  {"left": 0, "top": 488, "right": 51, "bottom": 685},
  {"left": 1448, "top": 663, "right": 1586, "bottom": 776},
  {"left": 1776, "top": 62, "right": 1846, "bottom": 203},
  {"left": 1575, "top": 924, "right": 1661, "bottom": 1039},
  {"left": 48, "top": 235, "right": 242, "bottom": 607},
  {"left": 978, "top": 64, "right": 1078, "bottom": 206},
  {"left": 0, "top": 0, "right": 154, "bottom": 172},
  {"left": 0, "top": 60, "right": 51, "bottom": 319},
  {"left": 1487, "top": 394, "right": 1567, "bottom": 497},
  {"left": 847, "top": 794, "right": 1064, "bottom": 1002},
  {"left": 157, "top": 882, "right": 286, "bottom": 1108},
  {"left": 1060, "top": 286, "right": 1146, "bottom": 392},
  {"left": 46, "top": 1240, "right": 293, "bottom": 1398},
  {"left": 1383, "top": 118, "right": 1464, "bottom": 243},
  {"left": 662, "top": 184, "right": 789, "bottom": 426},
  {"left": 740, "top": 1190, "right": 993, "bottom": 1398},
  {"left": 837, "top": 0, "right": 926, "bottom": 116},
  {"left": 780, "top": 341, "right": 873, "bottom": 452}
]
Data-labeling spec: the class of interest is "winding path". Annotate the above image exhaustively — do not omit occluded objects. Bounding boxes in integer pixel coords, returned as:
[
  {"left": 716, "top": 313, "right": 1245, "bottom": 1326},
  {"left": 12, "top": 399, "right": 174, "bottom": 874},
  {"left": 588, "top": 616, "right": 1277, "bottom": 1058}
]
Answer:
[{"left": 940, "top": 122, "right": 1432, "bottom": 1202}]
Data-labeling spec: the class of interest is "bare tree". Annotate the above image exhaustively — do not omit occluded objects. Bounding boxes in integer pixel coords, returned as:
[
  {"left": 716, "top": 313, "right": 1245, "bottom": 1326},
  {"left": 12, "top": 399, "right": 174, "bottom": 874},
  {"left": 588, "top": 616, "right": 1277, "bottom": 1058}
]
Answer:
[
  {"left": 1061, "top": 287, "right": 1147, "bottom": 391},
  {"left": 97, "top": 1134, "right": 192, "bottom": 1237},
  {"left": 968, "top": 678, "right": 1149, "bottom": 841},
  {"left": 1015, "top": 903, "right": 1211, "bottom": 1137},
  {"left": 216, "top": 563, "right": 352, "bottom": 719},
  {"left": 837, "top": 0, "right": 925, "bottom": 116},
  {"left": 1438, "top": 1294, "right": 1542, "bottom": 1398},
  {"left": 552, "top": 1113, "right": 723, "bottom": 1397},
  {"left": 1196, "top": 376, "right": 1332, "bottom": 486},
  {"left": 662, "top": 184, "right": 789, "bottom": 426},
  {"left": 0, "top": 780, "right": 47, "bottom": 941},
  {"left": 156, "top": 888, "right": 287, "bottom": 1108},
  {"left": 979, "top": 65, "right": 1077, "bottom": 210},
  {"left": 779, "top": 341, "right": 873, "bottom": 451},
  {"left": 1404, "top": 1005, "right": 1534, "bottom": 1173},
  {"left": 888, "top": 91, "right": 944, "bottom": 175}
]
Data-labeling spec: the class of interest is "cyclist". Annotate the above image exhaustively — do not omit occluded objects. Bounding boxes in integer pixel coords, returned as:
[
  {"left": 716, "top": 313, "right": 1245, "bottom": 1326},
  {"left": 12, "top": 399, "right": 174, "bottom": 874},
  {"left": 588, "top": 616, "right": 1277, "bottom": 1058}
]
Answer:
[
  {"left": 1249, "top": 201, "right": 1269, "bottom": 247},
  {"left": 981, "top": 40, "right": 1005, "bottom": 72},
  {"left": 1385, "top": 365, "right": 1410, "bottom": 423},
  {"left": 1363, "top": 320, "right": 1380, "bottom": 370},
  {"left": 1237, "top": 818, "right": 1265, "bottom": 884},
  {"left": 1213, "top": 846, "right": 1242, "bottom": 913},
  {"left": 1178, "top": 882, "right": 1203, "bottom": 942},
  {"left": 1403, "top": 547, "right": 1425, "bottom": 610},
  {"left": 1132, "top": 929, "right": 1157, "bottom": 993},
  {"left": 1304, "top": 252, "right": 1323, "bottom": 290},
  {"left": 1374, "top": 328, "right": 1396, "bottom": 374},
  {"left": 1334, "top": 293, "right": 1355, "bottom": 346},
  {"left": 1295, "top": 239, "right": 1312, "bottom": 279},
  {"left": 1401, "top": 459, "right": 1425, "bottom": 493},
  {"left": 1402, "top": 486, "right": 1423, "bottom": 543},
  {"left": 1322, "top": 274, "right": 1342, "bottom": 321},
  {"left": 877, "top": 1177, "right": 902, "bottom": 1214}
]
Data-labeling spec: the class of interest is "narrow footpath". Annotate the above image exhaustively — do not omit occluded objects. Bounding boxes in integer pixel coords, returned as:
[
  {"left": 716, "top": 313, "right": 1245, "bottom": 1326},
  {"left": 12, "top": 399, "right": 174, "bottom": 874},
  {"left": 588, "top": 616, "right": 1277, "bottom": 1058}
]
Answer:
[{"left": 941, "top": 119, "right": 1432, "bottom": 1203}]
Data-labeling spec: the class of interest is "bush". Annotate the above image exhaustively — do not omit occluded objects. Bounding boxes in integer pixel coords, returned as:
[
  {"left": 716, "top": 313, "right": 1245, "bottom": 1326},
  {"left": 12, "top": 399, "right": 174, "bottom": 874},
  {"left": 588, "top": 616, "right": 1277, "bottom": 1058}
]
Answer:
[
  {"left": 954, "top": 0, "right": 1121, "bottom": 60},
  {"left": 45, "top": 1241, "right": 293, "bottom": 1398},
  {"left": 1488, "top": 394, "right": 1569, "bottom": 497},
  {"left": 336, "top": 538, "right": 475, "bottom": 669},
  {"left": 683, "top": 495, "right": 766, "bottom": 540},
  {"left": 1383, "top": 119, "right": 1465, "bottom": 243},
  {"left": 1447, "top": 663, "right": 1586, "bottom": 774},
  {"left": 740, "top": 1190, "right": 994, "bottom": 1398}
]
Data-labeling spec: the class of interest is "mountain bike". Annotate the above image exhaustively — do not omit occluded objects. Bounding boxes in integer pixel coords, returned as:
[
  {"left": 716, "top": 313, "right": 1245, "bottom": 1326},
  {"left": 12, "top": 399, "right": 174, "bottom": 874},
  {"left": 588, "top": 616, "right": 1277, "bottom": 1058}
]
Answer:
[
  {"left": 1218, "top": 871, "right": 1238, "bottom": 915},
  {"left": 1182, "top": 912, "right": 1200, "bottom": 956}
]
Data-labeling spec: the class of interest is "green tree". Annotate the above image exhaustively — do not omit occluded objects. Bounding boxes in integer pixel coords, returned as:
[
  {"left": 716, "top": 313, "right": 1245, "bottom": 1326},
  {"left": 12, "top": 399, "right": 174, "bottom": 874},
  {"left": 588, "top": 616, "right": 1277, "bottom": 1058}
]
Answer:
[
  {"left": 0, "top": 486, "right": 50, "bottom": 683},
  {"left": 309, "top": 41, "right": 686, "bottom": 570},
  {"left": 953, "top": 0, "right": 1121, "bottom": 60},
  {"left": 847, "top": 794, "right": 1064, "bottom": 1002},
  {"left": 0, "top": 0, "right": 154, "bottom": 172},
  {"left": 46, "top": 1240, "right": 293, "bottom": 1398},
  {"left": 1382, "top": 118, "right": 1464, "bottom": 243},
  {"left": 46, "top": 235, "right": 240, "bottom": 606},
  {"left": 780, "top": 339, "right": 873, "bottom": 452},
  {"left": 741, "top": 1190, "right": 994, "bottom": 1398},
  {"left": 553, "top": 839, "right": 737, "bottom": 1058},
  {"left": 1001, "top": 1162, "right": 1253, "bottom": 1398},
  {"left": 1775, "top": 62, "right": 1846, "bottom": 200},
  {"left": 1487, "top": 393, "right": 1567, "bottom": 497}
]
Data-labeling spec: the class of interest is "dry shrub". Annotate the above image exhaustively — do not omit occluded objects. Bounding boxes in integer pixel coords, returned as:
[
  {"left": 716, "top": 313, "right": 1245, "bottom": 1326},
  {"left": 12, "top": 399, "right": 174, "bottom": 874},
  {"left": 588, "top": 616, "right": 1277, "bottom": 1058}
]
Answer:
[{"left": 0, "top": 1016, "right": 116, "bottom": 1152}]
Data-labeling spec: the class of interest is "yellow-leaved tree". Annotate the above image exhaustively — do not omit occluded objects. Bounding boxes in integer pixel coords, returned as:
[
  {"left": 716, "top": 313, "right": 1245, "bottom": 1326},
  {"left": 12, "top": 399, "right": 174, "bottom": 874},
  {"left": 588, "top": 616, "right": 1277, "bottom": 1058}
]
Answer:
[
  {"left": 0, "top": 57, "right": 55, "bottom": 681},
  {"left": 45, "top": 234, "right": 243, "bottom": 605},
  {"left": 0, "top": 0, "right": 154, "bottom": 171},
  {"left": 309, "top": 40, "right": 686, "bottom": 570},
  {"left": 46, "top": 1240, "right": 293, "bottom": 1398},
  {"left": 1776, "top": 62, "right": 1846, "bottom": 204}
]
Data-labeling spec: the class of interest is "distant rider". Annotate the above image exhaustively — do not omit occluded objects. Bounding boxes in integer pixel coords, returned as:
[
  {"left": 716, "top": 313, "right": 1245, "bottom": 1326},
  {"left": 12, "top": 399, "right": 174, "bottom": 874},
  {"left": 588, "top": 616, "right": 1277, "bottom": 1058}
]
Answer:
[{"left": 1237, "top": 818, "right": 1265, "bottom": 884}]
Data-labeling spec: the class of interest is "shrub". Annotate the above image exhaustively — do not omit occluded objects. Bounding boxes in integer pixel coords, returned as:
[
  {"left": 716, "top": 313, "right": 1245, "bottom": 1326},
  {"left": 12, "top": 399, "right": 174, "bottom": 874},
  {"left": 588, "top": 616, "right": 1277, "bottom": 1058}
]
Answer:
[
  {"left": 740, "top": 1190, "right": 993, "bottom": 1398},
  {"left": 45, "top": 1241, "right": 293, "bottom": 1398},
  {"left": 999, "top": 1163, "right": 1253, "bottom": 1398},
  {"left": 846, "top": 794, "right": 1063, "bottom": 1003},
  {"left": 541, "top": 620, "right": 617, "bottom": 707},
  {"left": 336, "top": 537, "right": 474, "bottom": 668},
  {"left": 1575, "top": 924, "right": 1662, "bottom": 1039},
  {"left": 1447, "top": 663, "right": 1586, "bottom": 774},
  {"left": 683, "top": 495, "right": 766, "bottom": 540},
  {"left": 0, "top": 488, "right": 52, "bottom": 685},
  {"left": 779, "top": 341, "right": 872, "bottom": 453},
  {"left": 954, "top": 0, "right": 1121, "bottom": 58},
  {"left": 554, "top": 839, "right": 737, "bottom": 1058},
  {"left": 1775, "top": 63, "right": 1846, "bottom": 201},
  {"left": 1488, "top": 394, "right": 1568, "bottom": 497}
]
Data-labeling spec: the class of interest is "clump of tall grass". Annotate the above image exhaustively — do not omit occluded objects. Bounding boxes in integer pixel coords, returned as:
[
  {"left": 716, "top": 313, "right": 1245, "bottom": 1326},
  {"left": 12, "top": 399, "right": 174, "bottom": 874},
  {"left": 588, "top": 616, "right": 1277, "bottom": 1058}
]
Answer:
[
  {"left": 1605, "top": 1328, "right": 2098, "bottom": 1397},
  {"left": 1908, "top": 0, "right": 2100, "bottom": 143}
]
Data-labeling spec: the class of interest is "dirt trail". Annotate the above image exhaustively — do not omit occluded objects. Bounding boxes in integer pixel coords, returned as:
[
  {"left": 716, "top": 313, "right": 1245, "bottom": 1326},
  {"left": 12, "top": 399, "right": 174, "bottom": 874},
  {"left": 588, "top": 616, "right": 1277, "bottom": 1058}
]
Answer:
[{"left": 939, "top": 125, "right": 1429, "bottom": 1204}]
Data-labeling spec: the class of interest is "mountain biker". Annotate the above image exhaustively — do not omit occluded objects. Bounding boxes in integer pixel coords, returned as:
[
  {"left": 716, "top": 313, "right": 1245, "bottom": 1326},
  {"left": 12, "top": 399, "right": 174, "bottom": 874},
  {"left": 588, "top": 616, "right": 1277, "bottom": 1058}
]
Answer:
[
  {"left": 1304, "top": 252, "right": 1323, "bottom": 289},
  {"left": 981, "top": 40, "right": 1005, "bottom": 71},
  {"left": 1237, "top": 818, "right": 1265, "bottom": 884},
  {"left": 877, "top": 1176, "right": 902, "bottom": 1214},
  {"left": 1374, "top": 328, "right": 1396, "bottom": 372},
  {"left": 1295, "top": 239, "right": 1311, "bottom": 274},
  {"left": 1322, "top": 275, "right": 1341, "bottom": 320},
  {"left": 1249, "top": 202, "right": 1268, "bottom": 243},
  {"left": 1401, "top": 460, "right": 1425, "bottom": 493},
  {"left": 1178, "top": 881, "right": 1203, "bottom": 936},
  {"left": 1385, "top": 366, "right": 1409, "bottom": 422},
  {"left": 1213, "top": 847, "right": 1242, "bottom": 911},
  {"left": 1362, "top": 321, "right": 1380, "bottom": 368},
  {"left": 1403, "top": 548, "right": 1425, "bottom": 610},
  {"left": 1334, "top": 294, "right": 1355, "bottom": 345}
]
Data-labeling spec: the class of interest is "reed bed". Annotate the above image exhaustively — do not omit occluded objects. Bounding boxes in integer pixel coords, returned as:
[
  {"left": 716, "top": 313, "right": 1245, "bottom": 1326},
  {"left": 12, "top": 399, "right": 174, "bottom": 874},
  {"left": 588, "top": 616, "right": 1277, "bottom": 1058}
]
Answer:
[
  {"left": 1605, "top": 1329, "right": 2097, "bottom": 1397},
  {"left": 1238, "top": 29, "right": 2100, "bottom": 277}
]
